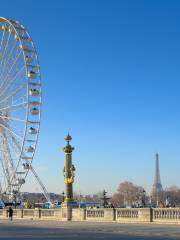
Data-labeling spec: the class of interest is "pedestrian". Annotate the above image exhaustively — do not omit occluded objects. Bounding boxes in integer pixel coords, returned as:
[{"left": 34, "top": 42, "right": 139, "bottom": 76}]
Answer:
[{"left": 7, "top": 207, "right": 13, "bottom": 221}]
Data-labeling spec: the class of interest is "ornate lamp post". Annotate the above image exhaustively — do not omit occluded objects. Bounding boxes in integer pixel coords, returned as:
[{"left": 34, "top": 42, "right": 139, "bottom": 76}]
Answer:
[
  {"left": 61, "top": 133, "right": 76, "bottom": 221},
  {"left": 62, "top": 133, "right": 75, "bottom": 203}
]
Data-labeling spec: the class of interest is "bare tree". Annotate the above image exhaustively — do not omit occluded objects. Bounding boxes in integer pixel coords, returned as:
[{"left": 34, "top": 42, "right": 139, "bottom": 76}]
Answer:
[
  {"left": 111, "top": 192, "right": 124, "bottom": 206},
  {"left": 112, "top": 181, "right": 145, "bottom": 206},
  {"left": 151, "top": 186, "right": 180, "bottom": 207}
]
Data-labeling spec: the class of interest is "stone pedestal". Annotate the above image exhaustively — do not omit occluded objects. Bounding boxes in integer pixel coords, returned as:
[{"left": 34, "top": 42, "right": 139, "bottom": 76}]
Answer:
[
  {"left": 61, "top": 202, "right": 73, "bottom": 221},
  {"left": 104, "top": 208, "right": 115, "bottom": 221},
  {"left": 16, "top": 209, "right": 23, "bottom": 218},
  {"left": 33, "top": 209, "right": 41, "bottom": 219},
  {"left": 3, "top": 209, "right": 8, "bottom": 218},
  {"left": 72, "top": 208, "right": 86, "bottom": 221},
  {"left": 138, "top": 208, "right": 152, "bottom": 222}
]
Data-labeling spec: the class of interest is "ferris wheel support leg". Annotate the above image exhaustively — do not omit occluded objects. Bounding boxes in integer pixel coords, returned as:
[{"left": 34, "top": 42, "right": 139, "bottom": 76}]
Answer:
[{"left": 29, "top": 164, "right": 52, "bottom": 205}]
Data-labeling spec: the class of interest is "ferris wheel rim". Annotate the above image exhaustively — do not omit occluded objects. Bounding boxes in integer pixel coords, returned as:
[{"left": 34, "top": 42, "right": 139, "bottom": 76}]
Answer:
[{"left": 0, "top": 17, "right": 42, "bottom": 194}]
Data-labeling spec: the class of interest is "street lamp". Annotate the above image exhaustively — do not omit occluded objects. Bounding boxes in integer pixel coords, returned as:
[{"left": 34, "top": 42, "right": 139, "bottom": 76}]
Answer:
[
  {"left": 79, "top": 194, "right": 82, "bottom": 208},
  {"left": 12, "top": 190, "right": 18, "bottom": 209},
  {"left": 100, "top": 190, "right": 110, "bottom": 208},
  {"left": 142, "top": 189, "right": 146, "bottom": 208},
  {"left": 62, "top": 191, "right": 65, "bottom": 202}
]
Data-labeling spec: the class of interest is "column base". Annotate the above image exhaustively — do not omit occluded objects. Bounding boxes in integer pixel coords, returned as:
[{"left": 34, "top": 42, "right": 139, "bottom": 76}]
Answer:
[{"left": 61, "top": 202, "right": 75, "bottom": 221}]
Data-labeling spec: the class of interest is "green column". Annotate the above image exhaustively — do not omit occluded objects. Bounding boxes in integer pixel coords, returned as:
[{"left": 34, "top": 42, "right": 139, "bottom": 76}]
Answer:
[{"left": 62, "top": 134, "right": 75, "bottom": 202}]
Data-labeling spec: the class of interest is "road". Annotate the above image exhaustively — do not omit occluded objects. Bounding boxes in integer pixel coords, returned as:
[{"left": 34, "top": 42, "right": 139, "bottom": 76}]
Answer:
[{"left": 0, "top": 220, "right": 179, "bottom": 239}]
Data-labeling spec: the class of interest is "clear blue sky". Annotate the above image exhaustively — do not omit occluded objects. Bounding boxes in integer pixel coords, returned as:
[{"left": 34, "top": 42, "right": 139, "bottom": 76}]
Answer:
[{"left": 1, "top": 0, "right": 180, "bottom": 195}]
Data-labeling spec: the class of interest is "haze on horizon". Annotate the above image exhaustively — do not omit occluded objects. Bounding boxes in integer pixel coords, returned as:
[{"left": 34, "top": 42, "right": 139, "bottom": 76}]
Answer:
[{"left": 1, "top": 0, "right": 180, "bottom": 195}]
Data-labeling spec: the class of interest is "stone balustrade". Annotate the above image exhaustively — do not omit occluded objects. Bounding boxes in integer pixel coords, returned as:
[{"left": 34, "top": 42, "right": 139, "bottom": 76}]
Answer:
[
  {"left": 153, "top": 208, "right": 180, "bottom": 223},
  {"left": 117, "top": 208, "right": 138, "bottom": 218},
  {"left": 86, "top": 208, "right": 115, "bottom": 221},
  {"left": 1, "top": 207, "right": 180, "bottom": 224},
  {"left": 116, "top": 208, "right": 139, "bottom": 223}
]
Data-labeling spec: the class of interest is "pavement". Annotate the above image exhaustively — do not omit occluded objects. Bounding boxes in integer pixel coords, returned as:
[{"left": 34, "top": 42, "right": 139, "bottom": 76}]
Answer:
[{"left": 0, "top": 220, "right": 180, "bottom": 239}]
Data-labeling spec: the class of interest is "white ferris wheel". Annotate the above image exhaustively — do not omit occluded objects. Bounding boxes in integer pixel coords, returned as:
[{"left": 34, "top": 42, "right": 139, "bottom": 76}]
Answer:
[{"left": 0, "top": 17, "right": 41, "bottom": 197}]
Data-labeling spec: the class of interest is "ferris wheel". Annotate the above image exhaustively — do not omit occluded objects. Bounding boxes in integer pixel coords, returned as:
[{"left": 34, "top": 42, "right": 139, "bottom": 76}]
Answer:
[{"left": 0, "top": 17, "right": 41, "bottom": 196}]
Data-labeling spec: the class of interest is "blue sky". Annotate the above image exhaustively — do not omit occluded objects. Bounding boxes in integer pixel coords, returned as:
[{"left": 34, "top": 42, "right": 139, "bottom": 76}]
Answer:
[{"left": 1, "top": 0, "right": 180, "bottom": 194}]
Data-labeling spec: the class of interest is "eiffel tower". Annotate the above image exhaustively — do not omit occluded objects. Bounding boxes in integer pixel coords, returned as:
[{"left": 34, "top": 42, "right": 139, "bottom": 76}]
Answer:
[{"left": 152, "top": 153, "right": 163, "bottom": 196}]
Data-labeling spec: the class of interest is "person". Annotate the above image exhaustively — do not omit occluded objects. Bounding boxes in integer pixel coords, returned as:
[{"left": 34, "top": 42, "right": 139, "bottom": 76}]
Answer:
[{"left": 7, "top": 207, "right": 13, "bottom": 221}]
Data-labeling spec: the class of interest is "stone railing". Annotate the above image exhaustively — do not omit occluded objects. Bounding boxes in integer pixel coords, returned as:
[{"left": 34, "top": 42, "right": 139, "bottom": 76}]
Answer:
[
  {"left": 41, "top": 210, "right": 54, "bottom": 217},
  {"left": 86, "top": 208, "right": 114, "bottom": 222},
  {"left": 0, "top": 207, "right": 180, "bottom": 224},
  {"left": 117, "top": 209, "right": 138, "bottom": 218},
  {"left": 41, "top": 209, "right": 62, "bottom": 220},
  {"left": 116, "top": 209, "right": 138, "bottom": 223},
  {"left": 153, "top": 208, "right": 180, "bottom": 223},
  {"left": 116, "top": 208, "right": 152, "bottom": 223},
  {"left": 87, "top": 209, "right": 104, "bottom": 218},
  {"left": 23, "top": 209, "right": 34, "bottom": 217}
]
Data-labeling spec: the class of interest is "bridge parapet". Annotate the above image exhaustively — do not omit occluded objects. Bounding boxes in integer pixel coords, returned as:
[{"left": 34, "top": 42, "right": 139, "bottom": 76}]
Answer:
[
  {"left": 0, "top": 207, "right": 180, "bottom": 224},
  {"left": 153, "top": 208, "right": 180, "bottom": 223}
]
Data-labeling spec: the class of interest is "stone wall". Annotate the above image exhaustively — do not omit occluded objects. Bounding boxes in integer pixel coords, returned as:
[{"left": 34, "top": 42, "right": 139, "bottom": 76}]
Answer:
[{"left": 1, "top": 208, "right": 180, "bottom": 224}]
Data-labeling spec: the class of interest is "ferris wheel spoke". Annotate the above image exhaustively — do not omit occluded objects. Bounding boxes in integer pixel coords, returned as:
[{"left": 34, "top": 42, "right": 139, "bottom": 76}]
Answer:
[
  {"left": 2, "top": 132, "right": 23, "bottom": 152},
  {"left": 5, "top": 137, "right": 20, "bottom": 177},
  {"left": 5, "top": 131, "right": 21, "bottom": 155},
  {"left": 0, "top": 97, "right": 27, "bottom": 113},
  {"left": 0, "top": 93, "right": 26, "bottom": 109},
  {"left": 0, "top": 144, "right": 19, "bottom": 158},
  {"left": 0, "top": 115, "right": 26, "bottom": 123},
  {"left": 7, "top": 124, "right": 24, "bottom": 138},
  {"left": 1, "top": 41, "right": 23, "bottom": 83},
  {"left": 0, "top": 82, "right": 26, "bottom": 105},
  {"left": 1, "top": 67, "right": 25, "bottom": 97},
  {"left": 8, "top": 132, "right": 22, "bottom": 157},
  {"left": 5, "top": 130, "right": 22, "bottom": 160},
  {"left": 0, "top": 38, "right": 17, "bottom": 83},
  {"left": 0, "top": 101, "right": 27, "bottom": 112},
  {"left": 0, "top": 64, "right": 25, "bottom": 97},
  {"left": 0, "top": 28, "right": 12, "bottom": 70},
  {"left": 1, "top": 116, "right": 25, "bottom": 130},
  {"left": 0, "top": 29, "right": 7, "bottom": 62},
  {"left": 0, "top": 132, "right": 15, "bottom": 187},
  {"left": 2, "top": 132, "right": 23, "bottom": 178},
  {"left": 0, "top": 156, "right": 10, "bottom": 190},
  {"left": 0, "top": 27, "right": 5, "bottom": 55},
  {"left": 0, "top": 34, "right": 13, "bottom": 75},
  {"left": 5, "top": 130, "right": 27, "bottom": 185},
  {"left": 0, "top": 49, "right": 23, "bottom": 88},
  {"left": 11, "top": 95, "right": 27, "bottom": 107},
  {"left": 0, "top": 53, "right": 25, "bottom": 90},
  {"left": 0, "top": 123, "right": 24, "bottom": 140},
  {"left": 2, "top": 131, "right": 15, "bottom": 169}
]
